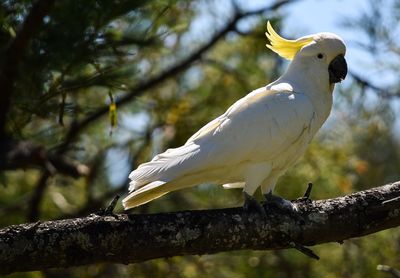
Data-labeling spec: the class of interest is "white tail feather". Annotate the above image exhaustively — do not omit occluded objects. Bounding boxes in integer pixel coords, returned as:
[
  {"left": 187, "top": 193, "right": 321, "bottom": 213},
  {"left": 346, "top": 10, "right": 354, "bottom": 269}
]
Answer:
[
  {"left": 122, "top": 181, "right": 168, "bottom": 209},
  {"left": 123, "top": 168, "right": 218, "bottom": 209},
  {"left": 128, "top": 143, "right": 201, "bottom": 191}
]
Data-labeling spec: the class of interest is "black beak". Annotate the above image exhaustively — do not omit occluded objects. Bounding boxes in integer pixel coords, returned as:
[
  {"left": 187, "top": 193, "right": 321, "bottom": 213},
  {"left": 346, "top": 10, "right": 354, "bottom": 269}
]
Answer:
[{"left": 328, "top": 55, "right": 347, "bottom": 84}]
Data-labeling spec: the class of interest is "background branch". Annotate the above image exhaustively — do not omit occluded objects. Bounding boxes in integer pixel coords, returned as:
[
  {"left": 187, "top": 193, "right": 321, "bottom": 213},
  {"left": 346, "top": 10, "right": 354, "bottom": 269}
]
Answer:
[
  {"left": 350, "top": 71, "right": 400, "bottom": 98},
  {"left": 27, "top": 171, "right": 51, "bottom": 222},
  {"left": 1, "top": 181, "right": 400, "bottom": 275},
  {"left": 0, "top": 140, "right": 89, "bottom": 178},
  {"left": 0, "top": 0, "right": 55, "bottom": 138}
]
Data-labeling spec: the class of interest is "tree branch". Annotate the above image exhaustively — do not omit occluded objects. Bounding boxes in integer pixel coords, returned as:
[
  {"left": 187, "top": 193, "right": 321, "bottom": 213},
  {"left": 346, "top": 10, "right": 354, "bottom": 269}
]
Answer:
[
  {"left": 1, "top": 181, "right": 400, "bottom": 274},
  {"left": 350, "top": 71, "right": 400, "bottom": 98},
  {"left": 0, "top": 140, "right": 89, "bottom": 178}
]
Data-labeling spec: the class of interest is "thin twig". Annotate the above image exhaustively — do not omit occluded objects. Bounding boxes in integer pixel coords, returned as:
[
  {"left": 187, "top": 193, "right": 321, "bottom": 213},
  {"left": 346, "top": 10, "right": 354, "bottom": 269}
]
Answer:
[
  {"left": 290, "top": 242, "right": 320, "bottom": 260},
  {"left": 350, "top": 71, "right": 399, "bottom": 98}
]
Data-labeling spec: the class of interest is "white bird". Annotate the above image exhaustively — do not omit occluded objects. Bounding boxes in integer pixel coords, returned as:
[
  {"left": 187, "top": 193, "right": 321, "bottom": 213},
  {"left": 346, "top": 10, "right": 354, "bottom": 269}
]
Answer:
[{"left": 123, "top": 21, "right": 347, "bottom": 211}]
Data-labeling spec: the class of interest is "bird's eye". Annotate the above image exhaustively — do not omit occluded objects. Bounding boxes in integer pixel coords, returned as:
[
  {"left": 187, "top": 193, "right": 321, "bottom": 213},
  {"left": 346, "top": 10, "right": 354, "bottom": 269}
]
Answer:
[{"left": 317, "top": 53, "right": 324, "bottom": 59}]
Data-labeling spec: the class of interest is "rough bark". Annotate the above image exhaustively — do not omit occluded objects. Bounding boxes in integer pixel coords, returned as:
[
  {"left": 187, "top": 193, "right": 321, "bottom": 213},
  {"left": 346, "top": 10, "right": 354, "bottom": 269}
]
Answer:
[{"left": 1, "top": 181, "right": 400, "bottom": 274}]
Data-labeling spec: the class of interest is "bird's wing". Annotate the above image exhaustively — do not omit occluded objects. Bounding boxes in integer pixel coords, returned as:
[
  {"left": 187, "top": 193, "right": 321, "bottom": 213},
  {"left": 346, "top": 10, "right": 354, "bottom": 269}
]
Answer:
[
  {"left": 185, "top": 86, "right": 316, "bottom": 164},
  {"left": 128, "top": 86, "right": 315, "bottom": 191}
]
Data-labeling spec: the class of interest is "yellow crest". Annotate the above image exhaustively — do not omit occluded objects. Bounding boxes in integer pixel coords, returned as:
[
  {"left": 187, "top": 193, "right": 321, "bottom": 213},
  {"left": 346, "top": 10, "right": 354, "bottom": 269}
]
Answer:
[{"left": 265, "top": 21, "right": 313, "bottom": 60}]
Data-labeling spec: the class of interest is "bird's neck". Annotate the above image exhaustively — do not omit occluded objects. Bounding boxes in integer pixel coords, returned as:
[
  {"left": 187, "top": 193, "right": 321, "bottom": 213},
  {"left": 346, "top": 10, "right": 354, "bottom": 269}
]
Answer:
[
  {"left": 284, "top": 58, "right": 332, "bottom": 94},
  {"left": 269, "top": 60, "right": 334, "bottom": 126}
]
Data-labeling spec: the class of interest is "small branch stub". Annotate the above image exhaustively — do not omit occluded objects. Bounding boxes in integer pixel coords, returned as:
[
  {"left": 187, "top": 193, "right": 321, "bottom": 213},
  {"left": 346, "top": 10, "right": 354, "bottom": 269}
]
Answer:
[
  {"left": 94, "top": 195, "right": 120, "bottom": 217},
  {"left": 303, "top": 182, "right": 313, "bottom": 199}
]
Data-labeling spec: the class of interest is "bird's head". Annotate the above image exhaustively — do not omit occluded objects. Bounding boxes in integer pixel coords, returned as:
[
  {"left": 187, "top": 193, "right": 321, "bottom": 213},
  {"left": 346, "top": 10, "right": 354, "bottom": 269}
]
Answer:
[{"left": 265, "top": 21, "right": 347, "bottom": 86}]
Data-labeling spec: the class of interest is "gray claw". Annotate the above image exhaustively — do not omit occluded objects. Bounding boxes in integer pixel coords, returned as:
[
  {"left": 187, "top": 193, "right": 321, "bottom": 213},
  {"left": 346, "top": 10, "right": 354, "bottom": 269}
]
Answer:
[
  {"left": 243, "top": 192, "right": 266, "bottom": 216},
  {"left": 264, "top": 192, "right": 298, "bottom": 212}
]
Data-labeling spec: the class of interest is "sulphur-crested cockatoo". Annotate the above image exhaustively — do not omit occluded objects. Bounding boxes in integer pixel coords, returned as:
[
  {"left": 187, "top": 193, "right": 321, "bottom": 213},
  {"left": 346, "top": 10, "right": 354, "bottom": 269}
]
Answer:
[{"left": 123, "top": 21, "right": 347, "bottom": 211}]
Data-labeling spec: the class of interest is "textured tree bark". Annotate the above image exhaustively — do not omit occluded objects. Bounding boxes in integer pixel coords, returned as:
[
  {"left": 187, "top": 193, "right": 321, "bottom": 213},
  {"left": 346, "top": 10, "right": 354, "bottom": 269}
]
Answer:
[{"left": 1, "top": 182, "right": 400, "bottom": 274}]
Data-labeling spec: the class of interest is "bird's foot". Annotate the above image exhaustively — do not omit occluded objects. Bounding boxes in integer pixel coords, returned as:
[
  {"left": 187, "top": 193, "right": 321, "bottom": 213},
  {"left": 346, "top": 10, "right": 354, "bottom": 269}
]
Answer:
[
  {"left": 264, "top": 192, "right": 298, "bottom": 213},
  {"left": 243, "top": 192, "right": 266, "bottom": 216}
]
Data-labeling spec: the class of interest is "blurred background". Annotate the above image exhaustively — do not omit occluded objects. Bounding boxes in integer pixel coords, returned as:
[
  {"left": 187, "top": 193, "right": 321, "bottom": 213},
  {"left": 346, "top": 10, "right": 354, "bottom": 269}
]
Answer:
[{"left": 1, "top": 0, "right": 400, "bottom": 277}]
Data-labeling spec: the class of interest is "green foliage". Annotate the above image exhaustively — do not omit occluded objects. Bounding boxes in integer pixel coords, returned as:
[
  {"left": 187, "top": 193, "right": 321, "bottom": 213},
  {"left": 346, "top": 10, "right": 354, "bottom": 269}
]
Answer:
[{"left": 1, "top": 0, "right": 400, "bottom": 277}]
